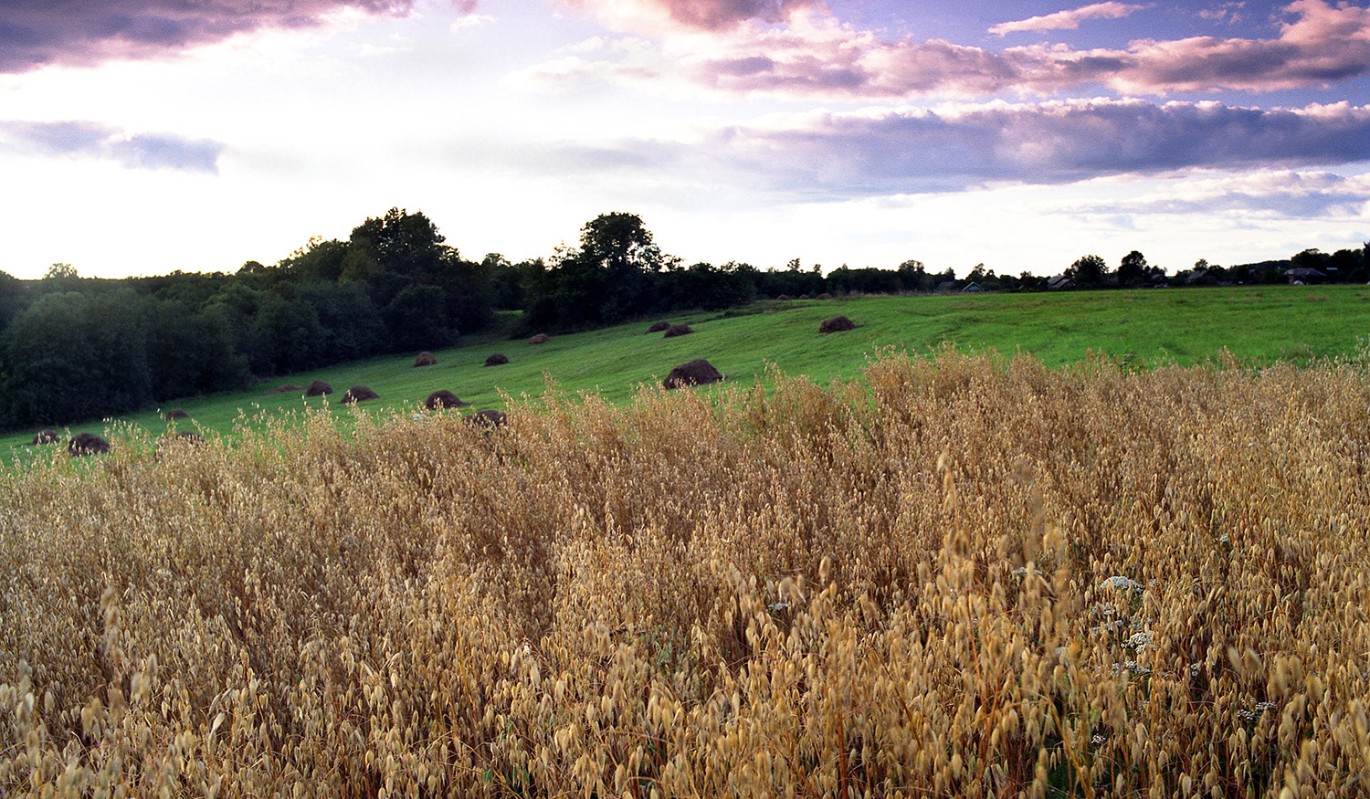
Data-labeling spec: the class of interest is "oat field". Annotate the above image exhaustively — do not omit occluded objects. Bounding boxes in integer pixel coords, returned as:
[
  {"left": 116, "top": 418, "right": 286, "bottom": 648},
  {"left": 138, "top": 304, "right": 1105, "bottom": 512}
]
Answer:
[{"left": 2, "top": 350, "right": 1369, "bottom": 797}]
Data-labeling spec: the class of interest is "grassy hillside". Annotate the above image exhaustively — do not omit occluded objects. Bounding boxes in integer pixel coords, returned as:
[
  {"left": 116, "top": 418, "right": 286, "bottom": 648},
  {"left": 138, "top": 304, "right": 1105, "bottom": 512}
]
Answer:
[{"left": 6, "top": 285, "right": 1369, "bottom": 458}]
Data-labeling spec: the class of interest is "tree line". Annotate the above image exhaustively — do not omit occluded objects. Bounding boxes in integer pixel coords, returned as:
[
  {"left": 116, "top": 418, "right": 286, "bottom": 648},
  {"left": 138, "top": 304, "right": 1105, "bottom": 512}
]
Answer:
[{"left": 1, "top": 207, "right": 1366, "bottom": 430}]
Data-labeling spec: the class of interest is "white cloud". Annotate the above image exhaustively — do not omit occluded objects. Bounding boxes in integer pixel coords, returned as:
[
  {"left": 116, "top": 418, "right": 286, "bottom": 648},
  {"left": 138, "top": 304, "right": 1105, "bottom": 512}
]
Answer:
[{"left": 989, "top": 2, "right": 1149, "bottom": 36}]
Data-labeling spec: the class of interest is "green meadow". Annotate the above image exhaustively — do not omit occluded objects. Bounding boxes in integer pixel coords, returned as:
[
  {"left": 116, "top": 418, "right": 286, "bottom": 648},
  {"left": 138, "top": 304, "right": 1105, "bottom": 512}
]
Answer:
[{"left": 5, "top": 284, "right": 1369, "bottom": 458}]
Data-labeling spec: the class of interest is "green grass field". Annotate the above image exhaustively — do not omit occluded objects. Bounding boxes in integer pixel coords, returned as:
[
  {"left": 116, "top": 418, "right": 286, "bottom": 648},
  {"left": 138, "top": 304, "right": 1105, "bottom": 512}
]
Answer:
[{"left": 6, "top": 284, "right": 1369, "bottom": 458}]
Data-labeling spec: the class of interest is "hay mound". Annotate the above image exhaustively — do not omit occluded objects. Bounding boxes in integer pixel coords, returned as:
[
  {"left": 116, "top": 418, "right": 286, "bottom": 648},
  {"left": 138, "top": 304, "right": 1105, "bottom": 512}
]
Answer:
[
  {"left": 414, "top": 351, "right": 437, "bottom": 367},
  {"left": 528, "top": 333, "right": 550, "bottom": 345},
  {"left": 68, "top": 432, "right": 110, "bottom": 457},
  {"left": 819, "top": 315, "right": 855, "bottom": 333},
  {"left": 165, "top": 408, "right": 189, "bottom": 421},
  {"left": 663, "top": 359, "right": 724, "bottom": 389},
  {"left": 647, "top": 321, "right": 671, "bottom": 333},
  {"left": 776, "top": 294, "right": 792, "bottom": 301},
  {"left": 425, "top": 390, "right": 469, "bottom": 410},
  {"left": 342, "top": 385, "right": 379, "bottom": 404},
  {"left": 265, "top": 383, "right": 304, "bottom": 396},
  {"left": 484, "top": 353, "right": 509, "bottom": 367},
  {"left": 468, "top": 409, "right": 508, "bottom": 429},
  {"left": 663, "top": 324, "right": 694, "bottom": 338},
  {"left": 305, "top": 380, "right": 332, "bottom": 397},
  {"left": 32, "top": 429, "right": 60, "bottom": 445},
  {"left": 817, "top": 292, "right": 833, "bottom": 300}
]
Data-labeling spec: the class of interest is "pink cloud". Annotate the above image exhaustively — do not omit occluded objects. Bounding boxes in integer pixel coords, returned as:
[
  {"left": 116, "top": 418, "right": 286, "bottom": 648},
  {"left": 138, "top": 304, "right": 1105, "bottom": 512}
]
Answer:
[
  {"left": 989, "top": 2, "right": 1149, "bottom": 36},
  {"left": 565, "top": 0, "right": 823, "bottom": 32},
  {"left": 0, "top": 0, "right": 478, "bottom": 73},
  {"left": 672, "top": 0, "right": 1370, "bottom": 97},
  {"left": 1108, "top": 0, "right": 1370, "bottom": 92}
]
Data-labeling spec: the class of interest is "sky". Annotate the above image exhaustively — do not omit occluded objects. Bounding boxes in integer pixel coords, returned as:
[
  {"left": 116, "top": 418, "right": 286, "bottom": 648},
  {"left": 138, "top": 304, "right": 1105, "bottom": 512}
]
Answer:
[{"left": 1, "top": 0, "right": 1369, "bottom": 279}]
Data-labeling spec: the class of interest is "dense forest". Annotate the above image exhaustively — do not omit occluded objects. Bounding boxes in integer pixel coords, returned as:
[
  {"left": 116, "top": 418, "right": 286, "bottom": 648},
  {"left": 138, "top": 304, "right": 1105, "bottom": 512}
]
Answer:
[{"left": 0, "top": 207, "right": 1366, "bottom": 429}]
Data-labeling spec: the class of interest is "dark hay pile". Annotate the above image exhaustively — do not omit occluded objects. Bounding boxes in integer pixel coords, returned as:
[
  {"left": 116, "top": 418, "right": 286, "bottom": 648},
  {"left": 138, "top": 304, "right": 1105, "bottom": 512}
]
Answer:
[
  {"left": 817, "top": 292, "right": 833, "bottom": 300},
  {"left": 305, "top": 380, "right": 333, "bottom": 397},
  {"left": 265, "top": 384, "right": 304, "bottom": 396},
  {"left": 819, "top": 315, "right": 855, "bottom": 333},
  {"left": 467, "top": 409, "right": 508, "bottom": 429},
  {"left": 663, "top": 359, "right": 724, "bottom": 389},
  {"left": 68, "top": 432, "right": 110, "bottom": 457},
  {"left": 528, "top": 333, "right": 550, "bottom": 345},
  {"left": 425, "top": 390, "right": 469, "bottom": 410},
  {"left": 164, "top": 408, "right": 189, "bottom": 421},
  {"left": 776, "top": 294, "right": 792, "bottom": 301},
  {"left": 342, "top": 385, "right": 379, "bottom": 404},
  {"left": 414, "top": 351, "right": 437, "bottom": 367},
  {"left": 647, "top": 321, "right": 671, "bottom": 333},
  {"left": 663, "top": 324, "right": 693, "bottom": 338},
  {"left": 484, "top": 353, "right": 509, "bottom": 367},
  {"left": 32, "top": 429, "right": 60, "bottom": 445}
]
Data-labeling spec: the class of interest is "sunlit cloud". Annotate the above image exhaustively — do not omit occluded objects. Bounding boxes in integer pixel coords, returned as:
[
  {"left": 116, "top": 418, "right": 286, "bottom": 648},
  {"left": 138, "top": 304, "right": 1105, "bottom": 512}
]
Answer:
[
  {"left": 989, "top": 2, "right": 1149, "bottom": 36},
  {"left": 535, "top": 0, "right": 1370, "bottom": 99}
]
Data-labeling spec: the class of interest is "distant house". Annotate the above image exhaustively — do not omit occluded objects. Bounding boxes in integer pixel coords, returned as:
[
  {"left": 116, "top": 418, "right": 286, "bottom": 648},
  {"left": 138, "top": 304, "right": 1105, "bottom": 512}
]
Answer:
[
  {"left": 935, "top": 280, "right": 960, "bottom": 293},
  {"left": 1288, "top": 267, "right": 1326, "bottom": 285},
  {"left": 961, "top": 282, "right": 984, "bottom": 292},
  {"left": 1047, "top": 275, "right": 1075, "bottom": 290}
]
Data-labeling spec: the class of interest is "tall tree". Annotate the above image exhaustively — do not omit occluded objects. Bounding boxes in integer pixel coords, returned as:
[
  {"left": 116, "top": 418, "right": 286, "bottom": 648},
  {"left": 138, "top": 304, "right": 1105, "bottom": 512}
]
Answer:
[
  {"left": 344, "top": 208, "right": 493, "bottom": 338},
  {"left": 1117, "top": 250, "right": 1148, "bottom": 287},
  {"left": 573, "top": 212, "right": 664, "bottom": 321},
  {"left": 527, "top": 212, "right": 670, "bottom": 329},
  {"left": 349, "top": 208, "right": 449, "bottom": 278},
  {"left": 1066, "top": 254, "right": 1108, "bottom": 287}
]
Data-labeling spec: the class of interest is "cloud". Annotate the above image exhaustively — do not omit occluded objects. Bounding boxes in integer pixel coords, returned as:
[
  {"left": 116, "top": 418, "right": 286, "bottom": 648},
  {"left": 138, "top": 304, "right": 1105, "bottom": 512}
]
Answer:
[
  {"left": 1198, "top": 2, "right": 1246, "bottom": 24},
  {"left": 0, "top": 120, "right": 225, "bottom": 173},
  {"left": 544, "top": 0, "right": 1370, "bottom": 98},
  {"left": 450, "top": 13, "right": 496, "bottom": 32},
  {"left": 989, "top": 2, "right": 1149, "bottom": 36},
  {"left": 0, "top": 0, "right": 479, "bottom": 73},
  {"left": 1061, "top": 170, "right": 1370, "bottom": 219},
  {"left": 706, "top": 100, "right": 1370, "bottom": 195},
  {"left": 564, "top": 0, "right": 823, "bottom": 32},
  {"left": 518, "top": 99, "right": 1370, "bottom": 201}
]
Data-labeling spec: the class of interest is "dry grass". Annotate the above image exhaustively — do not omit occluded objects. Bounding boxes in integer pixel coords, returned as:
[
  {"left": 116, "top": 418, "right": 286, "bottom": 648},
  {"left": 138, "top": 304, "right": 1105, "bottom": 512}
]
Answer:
[{"left": 2, "top": 350, "right": 1369, "bottom": 797}]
